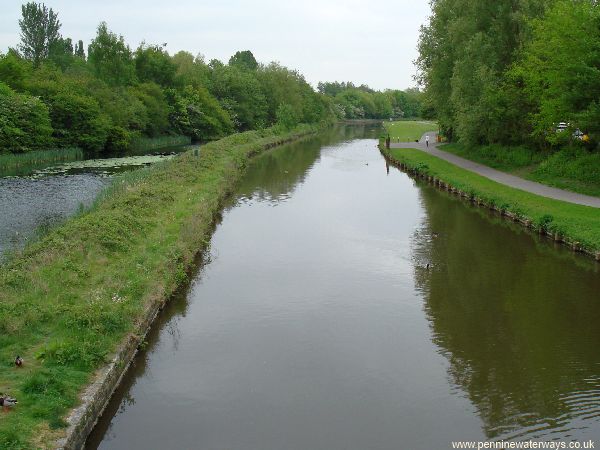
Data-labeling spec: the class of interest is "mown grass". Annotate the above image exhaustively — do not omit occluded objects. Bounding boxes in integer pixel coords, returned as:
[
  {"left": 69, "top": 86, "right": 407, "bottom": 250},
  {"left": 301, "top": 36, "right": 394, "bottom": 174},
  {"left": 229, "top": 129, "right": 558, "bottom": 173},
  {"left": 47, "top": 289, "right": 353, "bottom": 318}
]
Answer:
[
  {"left": 382, "top": 146, "right": 600, "bottom": 254},
  {"left": 383, "top": 120, "right": 437, "bottom": 142},
  {"left": 0, "top": 148, "right": 83, "bottom": 174},
  {"left": 443, "top": 143, "right": 600, "bottom": 198},
  {"left": 0, "top": 123, "right": 324, "bottom": 449}
]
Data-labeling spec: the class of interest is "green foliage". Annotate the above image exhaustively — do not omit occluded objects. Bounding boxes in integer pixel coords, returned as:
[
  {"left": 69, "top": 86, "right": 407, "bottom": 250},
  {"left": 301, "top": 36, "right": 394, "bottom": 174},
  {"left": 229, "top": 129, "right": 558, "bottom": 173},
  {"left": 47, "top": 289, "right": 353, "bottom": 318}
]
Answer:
[
  {"left": 0, "top": 147, "right": 82, "bottom": 176},
  {"left": 44, "top": 89, "right": 110, "bottom": 151},
  {"left": 2, "top": 4, "right": 334, "bottom": 159},
  {"left": 443, "top": 143, "right": 547, "bottom": 172},
  {"left": 0, "top": 123, "right": 324, "bottom": 447},
  {"left": 0, "top": 51, "right": 32, "bottom": 90},
  {"left": 209, "top": 63, "right": 268, "bottom": 130},
  {"left": 168, "top": 85, "right": 233, "bottom": 140},
  {"left": 88, "top": 22, "right": 135, "bottom": 86},
  {"left": 514, "top": 1, "right": 600, "bottom": 144},
  {"left": 275, "top": 103, "right": 298, "bottom": 130},
  {"left": 530, "top": 148, "right": 600, "bottom": 197},
  {"left": 134, "top": 43, "right": 176, "bottom": 87},
  {"left": 228, "top": 50, "right": 258, "bottom": 71},
  {"left": 319, "top": 81, "right": 423, "bottom": 119},
  {"left": 416, "top": 0, "right": 549, "bottom": 144},
  {"left": 18, "top": 2, "right": 61, "bottom": 66},
  {"left": 0, "top": 82, "right": 53, "bottom": 152}
]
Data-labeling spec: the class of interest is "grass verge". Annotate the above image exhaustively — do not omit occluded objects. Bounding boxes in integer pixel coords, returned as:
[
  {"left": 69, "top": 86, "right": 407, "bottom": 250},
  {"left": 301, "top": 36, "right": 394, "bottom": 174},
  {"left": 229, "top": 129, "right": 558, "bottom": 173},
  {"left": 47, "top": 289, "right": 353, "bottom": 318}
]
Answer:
[
  {"left": 0, "top": 123, "right": 325, "bottom": 449},
  {"left": 383, "top": 120, "right": 437, "bottom": 142},
  {"left": 380, "top": 144, "right": 600, "bottom": 258},
  {"left": 442, "top": 143, "right": 600, "bottom": 198}
]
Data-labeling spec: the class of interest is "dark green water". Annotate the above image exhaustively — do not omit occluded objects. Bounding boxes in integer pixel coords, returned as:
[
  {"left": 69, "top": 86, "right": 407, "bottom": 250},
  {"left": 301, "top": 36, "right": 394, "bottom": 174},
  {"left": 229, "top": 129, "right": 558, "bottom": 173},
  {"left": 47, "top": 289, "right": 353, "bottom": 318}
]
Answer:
[{"left": 87, "top": 126, "right": 600, "bottom": 449}]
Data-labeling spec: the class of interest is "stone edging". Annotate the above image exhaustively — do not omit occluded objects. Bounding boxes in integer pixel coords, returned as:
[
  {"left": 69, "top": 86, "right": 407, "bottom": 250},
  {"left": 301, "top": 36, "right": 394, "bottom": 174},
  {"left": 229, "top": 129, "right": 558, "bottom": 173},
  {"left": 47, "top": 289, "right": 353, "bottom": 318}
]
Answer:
[
  {"left": 54, "top": 128, "right": 322, "bottom": 450},
  {"left": 381, "top": 148, "right": 600, "bottom": 263}
]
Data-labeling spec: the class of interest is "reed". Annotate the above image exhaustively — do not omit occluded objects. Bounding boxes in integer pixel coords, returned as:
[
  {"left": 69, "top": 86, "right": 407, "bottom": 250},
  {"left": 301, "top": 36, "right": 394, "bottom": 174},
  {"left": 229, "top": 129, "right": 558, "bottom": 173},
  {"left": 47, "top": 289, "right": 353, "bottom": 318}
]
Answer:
[{"left": 0, "top": 148, "right": 83, "bottom": 172}]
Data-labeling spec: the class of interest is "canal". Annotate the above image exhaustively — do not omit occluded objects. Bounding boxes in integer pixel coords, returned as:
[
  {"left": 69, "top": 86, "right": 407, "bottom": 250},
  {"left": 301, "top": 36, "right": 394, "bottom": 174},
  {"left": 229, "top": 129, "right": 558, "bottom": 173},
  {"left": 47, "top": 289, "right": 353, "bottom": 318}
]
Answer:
[{"left": 86, "top": 125, "right": 600, "bottom": 449}]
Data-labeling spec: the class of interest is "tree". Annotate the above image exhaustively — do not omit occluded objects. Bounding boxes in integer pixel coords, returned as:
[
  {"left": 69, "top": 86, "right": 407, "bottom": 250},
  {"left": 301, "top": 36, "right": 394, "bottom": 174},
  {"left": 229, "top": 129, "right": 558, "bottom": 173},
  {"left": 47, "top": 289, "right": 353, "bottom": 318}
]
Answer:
[
  {"left": 134, "top": 43, "right": 176, "bottom": 87},
  {"left": 45, "top": 90, "right": 110, "bottom": 151},
  {"left": 228, "top": 50, "right": 258, "bottom": 71},
  {"left": 515, "top": 0, "right": 600, "bottom": 145},
  {"left": 18, "top": 2, "right": 61, "bottom": 66},
  {"left": 275, "top": 103, "right": 298, "bottom": 130},
  {"left": 167, "top": 86, "right": 233, "bottom": 140},
  {"left": 416, "top": 0, "right": 549, "bottom": 144},
  {"left": 88, "top": 22, "right": 135, "bottom": 86},
  {"left": 48, "top": 37, "right": 74, "bottom": 70},
  {"left": 74, "top": 40, "right": 85, "bottom": 59},
  {"left": 209, "top": 64, "right": 267, "bottom": 130},
  {"left": 0, "top": 82, "right": 53, "bottom": 153}
]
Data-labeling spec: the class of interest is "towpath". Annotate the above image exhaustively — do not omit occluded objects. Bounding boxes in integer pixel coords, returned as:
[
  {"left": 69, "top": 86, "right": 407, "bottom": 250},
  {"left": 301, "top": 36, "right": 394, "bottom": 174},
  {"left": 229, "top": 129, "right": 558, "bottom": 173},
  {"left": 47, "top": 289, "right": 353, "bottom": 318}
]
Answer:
[{"left": 390, "top": 133, "right": 600, "bottom": 208}]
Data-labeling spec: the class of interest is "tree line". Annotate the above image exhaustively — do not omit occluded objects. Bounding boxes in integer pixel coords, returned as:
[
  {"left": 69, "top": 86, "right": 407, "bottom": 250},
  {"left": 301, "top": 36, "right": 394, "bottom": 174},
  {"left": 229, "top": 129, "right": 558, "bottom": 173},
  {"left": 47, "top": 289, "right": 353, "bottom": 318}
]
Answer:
[
  {"left": 317, "top": 81, "right": 426, "bottom": 120},
  {"left": 417, "top": 0, "right": 600, "bottom": 151},
  {"left": 0, "top": 2, "right": 336, "bottom": 154}
]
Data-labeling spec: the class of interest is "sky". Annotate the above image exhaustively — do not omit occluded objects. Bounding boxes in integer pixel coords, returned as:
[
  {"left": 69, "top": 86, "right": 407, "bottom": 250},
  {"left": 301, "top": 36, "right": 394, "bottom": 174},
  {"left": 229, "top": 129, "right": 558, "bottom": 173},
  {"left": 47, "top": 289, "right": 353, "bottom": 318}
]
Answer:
[{"left": 0, "top": 0, "right": 431, "bottom": 91}]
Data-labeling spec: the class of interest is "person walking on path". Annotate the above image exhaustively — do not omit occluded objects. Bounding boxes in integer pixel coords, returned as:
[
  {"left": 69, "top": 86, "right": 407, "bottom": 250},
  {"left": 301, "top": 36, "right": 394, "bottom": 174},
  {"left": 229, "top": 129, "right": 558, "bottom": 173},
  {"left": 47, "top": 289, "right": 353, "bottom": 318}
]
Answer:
[{"left": 425, "top": 135, "right": 430, "bottom": 147}]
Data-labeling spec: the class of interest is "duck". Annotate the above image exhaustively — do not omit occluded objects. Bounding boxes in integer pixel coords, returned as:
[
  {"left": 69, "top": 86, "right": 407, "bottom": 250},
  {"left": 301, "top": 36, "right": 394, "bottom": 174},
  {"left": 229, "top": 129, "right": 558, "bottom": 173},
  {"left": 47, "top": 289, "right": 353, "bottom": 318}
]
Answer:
[
  {"left": 0, "top": 395, "right": 17, "bottom": 409},
  {"left": 432, "top": 232, "right": 439, "bottom": 238},
  {"left": 15, "top": 355, "right": 23, "bottom": 368}
]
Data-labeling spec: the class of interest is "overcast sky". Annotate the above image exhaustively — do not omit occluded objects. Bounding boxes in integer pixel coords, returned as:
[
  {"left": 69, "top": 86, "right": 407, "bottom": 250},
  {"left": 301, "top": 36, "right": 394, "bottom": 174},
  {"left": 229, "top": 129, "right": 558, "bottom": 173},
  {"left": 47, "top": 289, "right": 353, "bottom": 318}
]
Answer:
[{"left": 0, "top": 0, "right": 431, "bottom": 90}]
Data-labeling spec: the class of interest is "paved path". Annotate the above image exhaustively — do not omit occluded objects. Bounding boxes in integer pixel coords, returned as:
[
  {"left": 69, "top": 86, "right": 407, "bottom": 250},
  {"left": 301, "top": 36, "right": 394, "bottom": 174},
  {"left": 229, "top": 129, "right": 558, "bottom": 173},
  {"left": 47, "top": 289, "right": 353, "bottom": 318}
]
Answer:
[{"left": 390, "top": 132, "right": 600, "bottom": 208}]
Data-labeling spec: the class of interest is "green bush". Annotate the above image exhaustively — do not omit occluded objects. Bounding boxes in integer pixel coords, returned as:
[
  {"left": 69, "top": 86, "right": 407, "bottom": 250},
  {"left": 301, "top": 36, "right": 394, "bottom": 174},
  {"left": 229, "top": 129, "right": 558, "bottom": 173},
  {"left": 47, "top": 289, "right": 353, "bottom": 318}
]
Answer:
[
  {"left": 0, "top": 82, "right": 53, "bottom": 152},
  {"left": 45, "top": 90, "right": 110, "bottom": 151}
]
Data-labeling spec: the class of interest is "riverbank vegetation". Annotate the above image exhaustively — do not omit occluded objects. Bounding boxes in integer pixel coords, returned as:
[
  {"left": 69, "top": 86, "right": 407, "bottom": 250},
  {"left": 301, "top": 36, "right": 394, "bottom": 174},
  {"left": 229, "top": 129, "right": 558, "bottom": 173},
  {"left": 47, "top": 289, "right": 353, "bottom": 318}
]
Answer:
[
  {"left": 0, "top": 147, "right": 83, "bottom": 172},
  {"left": 381, "top": 145, "right": 600, "bottom": 257},
  {"left": 0, "top": 2, "right": 334, "bottom": 157},
  {"left": 442, "top": 144, "right": 600, "bottom": 198},
  {"left": 417, "top": 0, "right": 600, "bottom": 197},
  {"left": 0, "top": 123, "right": 324, "bottom": 449},
  {"left": 317, "top": 81, "right": 426, "bottom": 120}
]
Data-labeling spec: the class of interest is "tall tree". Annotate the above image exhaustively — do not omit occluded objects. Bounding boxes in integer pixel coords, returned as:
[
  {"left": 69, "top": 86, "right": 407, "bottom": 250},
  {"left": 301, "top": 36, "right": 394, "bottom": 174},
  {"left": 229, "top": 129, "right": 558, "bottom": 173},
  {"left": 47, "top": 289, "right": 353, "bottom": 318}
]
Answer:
[
  {"left": 416, "top": 0, "right": 549, "bottom": 145},
  {"left": 88, "top": 22, "right": 135, "bottom": 86},
  {"left": 74, "top": 40, "right": 85, "bottom": 59},
  {"left": 134, "top": 43, "right": 176, "bottom": 87},
  {"left": 228, "top": 50, "right": 258, "bottom": 71},
  {"left": 18, "top": 2, "right": 61, "bottom": 66}
]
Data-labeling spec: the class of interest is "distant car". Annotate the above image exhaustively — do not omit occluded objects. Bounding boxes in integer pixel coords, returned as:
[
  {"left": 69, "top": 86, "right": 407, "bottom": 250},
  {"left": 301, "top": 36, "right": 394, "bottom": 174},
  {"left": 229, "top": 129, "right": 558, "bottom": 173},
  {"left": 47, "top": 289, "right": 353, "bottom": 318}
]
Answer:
[
  {"left": 555, "top": 122, "right": 585, "bottom": 140},
  {"left": 556, "top": 122, "right": 568, "bottom": 133}
]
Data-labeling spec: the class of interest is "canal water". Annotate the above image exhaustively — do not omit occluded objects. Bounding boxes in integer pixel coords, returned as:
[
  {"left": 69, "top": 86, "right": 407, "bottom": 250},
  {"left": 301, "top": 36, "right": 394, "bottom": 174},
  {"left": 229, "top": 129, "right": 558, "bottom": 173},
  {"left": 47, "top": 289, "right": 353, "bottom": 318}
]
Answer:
[
  {"left": 87, "top": 126, "right": 600, "bottom": 449},
  {"left": 0, "top": 148, "right": 189, "bottom": 259}
]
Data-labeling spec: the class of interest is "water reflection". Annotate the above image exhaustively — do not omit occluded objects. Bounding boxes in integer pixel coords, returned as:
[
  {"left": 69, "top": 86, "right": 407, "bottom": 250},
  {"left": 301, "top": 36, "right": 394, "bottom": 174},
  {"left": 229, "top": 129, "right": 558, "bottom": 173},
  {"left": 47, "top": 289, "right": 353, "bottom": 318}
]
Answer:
[
  {"left": 413, "top": 184, "right": 600, "bottom": 441},
  {"left": 86, "top": 125, "right": 600, "bottom": 450}
]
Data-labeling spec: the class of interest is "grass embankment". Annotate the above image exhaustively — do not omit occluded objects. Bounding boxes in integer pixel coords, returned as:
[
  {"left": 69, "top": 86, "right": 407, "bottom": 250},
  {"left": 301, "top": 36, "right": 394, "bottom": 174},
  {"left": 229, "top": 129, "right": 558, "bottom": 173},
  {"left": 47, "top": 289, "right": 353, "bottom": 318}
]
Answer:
[
  {"left": 381, "top": 145, "right": 600, "bottom": 257},
  {"left": 443, "top": 143, "right": 600, "bottom": 198},
  {"left": 0, "top": 123, "right": 324, "bottom": 449},
  {"left": 384, "top": 120, "right": 437, "bottom": 142},
  {"left": 0, "top": 148, "right": 83, "bottom": 174}
]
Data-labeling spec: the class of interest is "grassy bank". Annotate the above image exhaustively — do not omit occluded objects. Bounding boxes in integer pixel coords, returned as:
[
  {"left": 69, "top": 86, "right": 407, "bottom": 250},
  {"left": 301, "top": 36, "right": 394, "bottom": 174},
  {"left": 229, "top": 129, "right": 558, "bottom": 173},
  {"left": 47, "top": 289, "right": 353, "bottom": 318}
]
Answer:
[
  {"left": 0, "top": 123, "right": 325, "bottom": 449},
  {"left": 380, "top": 144, "right": 600, "bottom": 257},
  {"left": 384, "top": 120, "right": 437, "bottom": 142},
  {"left": 0, "top": 148, "right": 84, "bottom": 174},
  {"left": 443, "top": 143, "right": 600, "bottom": 198}
]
